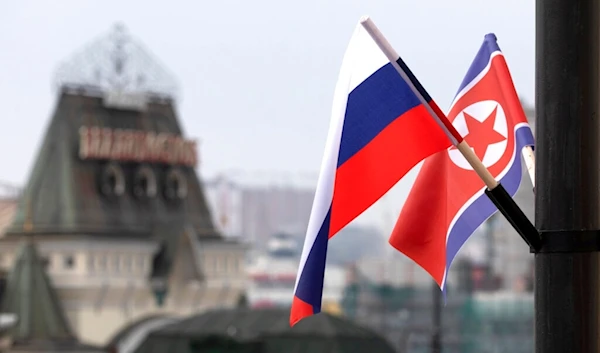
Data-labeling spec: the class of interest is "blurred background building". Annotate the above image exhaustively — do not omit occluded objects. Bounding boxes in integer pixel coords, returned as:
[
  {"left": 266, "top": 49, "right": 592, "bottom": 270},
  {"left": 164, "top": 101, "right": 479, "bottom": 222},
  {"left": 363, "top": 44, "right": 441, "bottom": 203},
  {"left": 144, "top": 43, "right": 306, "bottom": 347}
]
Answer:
[{"left": 0, "top": 25, "right": 248, "bottom": 349}]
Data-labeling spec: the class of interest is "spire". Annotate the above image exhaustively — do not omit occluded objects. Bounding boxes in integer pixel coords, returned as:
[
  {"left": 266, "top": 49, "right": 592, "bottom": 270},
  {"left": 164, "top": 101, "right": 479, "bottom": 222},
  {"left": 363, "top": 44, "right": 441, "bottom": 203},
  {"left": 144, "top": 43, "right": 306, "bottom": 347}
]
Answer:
[
  {"left": 0, "top": 242, "right": 76, "bottom": 345},
  {"left": 2, "top": 194, "right": 103, "bottom": 351}
]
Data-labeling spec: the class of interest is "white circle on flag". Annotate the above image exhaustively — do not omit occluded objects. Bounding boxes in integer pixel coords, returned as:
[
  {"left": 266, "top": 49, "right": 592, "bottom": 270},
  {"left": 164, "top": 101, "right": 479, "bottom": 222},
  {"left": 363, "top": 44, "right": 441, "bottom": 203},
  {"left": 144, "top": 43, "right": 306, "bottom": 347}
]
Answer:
[{"left": 448, "top": 100, "right": 508, "bottom": 170}]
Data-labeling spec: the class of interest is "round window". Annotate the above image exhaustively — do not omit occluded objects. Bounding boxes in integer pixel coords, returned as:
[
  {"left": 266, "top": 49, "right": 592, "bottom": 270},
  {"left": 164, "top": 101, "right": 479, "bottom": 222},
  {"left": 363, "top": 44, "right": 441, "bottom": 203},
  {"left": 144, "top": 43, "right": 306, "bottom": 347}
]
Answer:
[
  {"left": 100, "top": 163, "right": 125, "bottom": 197},
  {"left": 164, "top": 168, "right": 188, "bottom": 200},
  {"left": 133, "top": 165, "right": 157, "bottom": 199}
]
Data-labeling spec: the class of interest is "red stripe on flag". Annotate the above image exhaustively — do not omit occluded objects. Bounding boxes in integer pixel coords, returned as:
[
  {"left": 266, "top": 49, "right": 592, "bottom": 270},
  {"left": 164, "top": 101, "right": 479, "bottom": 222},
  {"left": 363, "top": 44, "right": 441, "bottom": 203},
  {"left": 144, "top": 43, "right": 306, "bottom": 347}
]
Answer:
[
  {"left": 329, "top": 104, "right": 452, "bottom": 237},
  {"left": 290, "top": 295, "right": 315, "bottom": 326}
]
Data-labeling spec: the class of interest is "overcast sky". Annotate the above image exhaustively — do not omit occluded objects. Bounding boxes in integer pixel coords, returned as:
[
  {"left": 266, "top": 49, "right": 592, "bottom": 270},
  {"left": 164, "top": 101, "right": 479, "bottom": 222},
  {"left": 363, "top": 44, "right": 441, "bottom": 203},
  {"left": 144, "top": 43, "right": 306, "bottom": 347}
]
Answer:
[{"left": 0, "top": 0, "right": 534, "bottom": 229}]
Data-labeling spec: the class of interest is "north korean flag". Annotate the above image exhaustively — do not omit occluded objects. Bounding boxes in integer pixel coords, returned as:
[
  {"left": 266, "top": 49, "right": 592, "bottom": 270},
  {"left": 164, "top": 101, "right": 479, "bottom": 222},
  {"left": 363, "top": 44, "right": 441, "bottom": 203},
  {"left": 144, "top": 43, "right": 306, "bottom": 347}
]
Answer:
[{"left": 389, "top": 33, "right": 535, "bottom": 289}]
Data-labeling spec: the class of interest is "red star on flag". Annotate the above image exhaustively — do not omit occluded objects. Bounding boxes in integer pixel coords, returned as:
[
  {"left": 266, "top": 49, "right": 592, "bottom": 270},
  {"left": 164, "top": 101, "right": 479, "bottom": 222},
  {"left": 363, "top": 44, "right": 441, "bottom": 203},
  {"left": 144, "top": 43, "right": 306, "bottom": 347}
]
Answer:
[{"left": 452, "top": 105, "right": 506, "bottom": 160}]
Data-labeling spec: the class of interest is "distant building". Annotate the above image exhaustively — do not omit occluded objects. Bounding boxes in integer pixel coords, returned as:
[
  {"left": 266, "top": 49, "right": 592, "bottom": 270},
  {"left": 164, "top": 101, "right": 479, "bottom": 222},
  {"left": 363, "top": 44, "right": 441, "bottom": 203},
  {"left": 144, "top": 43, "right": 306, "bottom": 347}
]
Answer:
[
  {"left": 204, "top": 176, "right": 315, "bottom": 247},
  {"left": 0, "top": 24, "right": 247, "bottom": 346},
  {"left": 352, "top": 254, "right": 433, "bottom": 288},
  {"left": 203, "top": 176, "right": 243, "bottom": 238}
]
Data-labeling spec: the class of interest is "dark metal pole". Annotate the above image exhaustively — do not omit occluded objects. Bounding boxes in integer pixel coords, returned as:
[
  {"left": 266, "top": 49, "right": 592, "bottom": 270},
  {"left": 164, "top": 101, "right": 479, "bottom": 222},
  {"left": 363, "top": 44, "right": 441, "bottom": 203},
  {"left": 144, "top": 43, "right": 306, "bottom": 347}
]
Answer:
[
  {"left": 431, "top": 281, "right": 442, "bottom": 353},
  {"left": 535, "top": 0, "right": 600, "bottom": 351}
]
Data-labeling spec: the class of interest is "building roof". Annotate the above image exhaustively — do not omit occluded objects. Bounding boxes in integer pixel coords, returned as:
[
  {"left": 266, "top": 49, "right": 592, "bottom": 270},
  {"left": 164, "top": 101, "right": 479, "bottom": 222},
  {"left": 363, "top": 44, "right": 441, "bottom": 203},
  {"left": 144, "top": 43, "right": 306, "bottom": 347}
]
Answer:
[
  {"left": 5, "top": 92, "right": 218, "bottom": 239},
  {"left": 1, "top": 241, "right": 74, "bottom": 342},
  {"left": 1, "top": 241, "right": 104, "bottom": 352},
  {"left": 134, "top": 308, "right": 396, "bottom": 353},
  {"left": 106, "top": 315, "right": 177, "bottom": 353}
]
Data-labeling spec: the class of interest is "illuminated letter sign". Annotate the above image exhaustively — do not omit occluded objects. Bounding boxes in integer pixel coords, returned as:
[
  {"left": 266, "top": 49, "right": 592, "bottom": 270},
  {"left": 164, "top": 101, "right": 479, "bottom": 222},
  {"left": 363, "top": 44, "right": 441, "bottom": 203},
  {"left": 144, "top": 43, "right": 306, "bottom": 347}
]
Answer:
[{"left": 79, "top": 126, "right": 198, "bottom": 167}]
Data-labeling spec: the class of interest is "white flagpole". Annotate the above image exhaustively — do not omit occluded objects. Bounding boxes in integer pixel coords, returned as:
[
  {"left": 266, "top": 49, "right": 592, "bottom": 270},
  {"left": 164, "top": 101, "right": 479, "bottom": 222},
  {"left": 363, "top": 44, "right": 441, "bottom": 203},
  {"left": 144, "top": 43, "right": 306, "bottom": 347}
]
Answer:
[{"left": 522, "top": 146, "right": 535, "bottom": 188}]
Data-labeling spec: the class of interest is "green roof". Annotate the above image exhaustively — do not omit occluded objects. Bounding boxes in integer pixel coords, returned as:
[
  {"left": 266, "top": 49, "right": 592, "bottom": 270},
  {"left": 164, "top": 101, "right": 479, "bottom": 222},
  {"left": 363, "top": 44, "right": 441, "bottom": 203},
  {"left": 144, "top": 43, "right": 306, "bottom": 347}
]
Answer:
[
  {"left": 6, "top": 92, "right": 218, "bottom": 238},
  {"left": 1, "top": 241, "right": 75, "bottom": 344},
  {"left": 0, "top": 241, "right": 103, "bottom": 351}
]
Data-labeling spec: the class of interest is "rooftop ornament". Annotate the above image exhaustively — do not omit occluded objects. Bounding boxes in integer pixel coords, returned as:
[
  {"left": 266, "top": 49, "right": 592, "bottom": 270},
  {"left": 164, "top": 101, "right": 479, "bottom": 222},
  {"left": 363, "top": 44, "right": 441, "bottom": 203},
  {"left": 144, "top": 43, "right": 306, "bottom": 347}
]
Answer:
[{"left": 53, "top": 23, "right": 180, "bottom": 101}]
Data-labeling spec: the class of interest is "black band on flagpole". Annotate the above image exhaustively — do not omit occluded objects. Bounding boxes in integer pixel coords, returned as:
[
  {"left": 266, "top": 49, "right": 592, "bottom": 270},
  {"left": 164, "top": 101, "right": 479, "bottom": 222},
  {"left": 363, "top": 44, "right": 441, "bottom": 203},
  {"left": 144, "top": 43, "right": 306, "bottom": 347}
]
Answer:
[{"left": 484, "top": 183, "right": 542, "bottom": 251}]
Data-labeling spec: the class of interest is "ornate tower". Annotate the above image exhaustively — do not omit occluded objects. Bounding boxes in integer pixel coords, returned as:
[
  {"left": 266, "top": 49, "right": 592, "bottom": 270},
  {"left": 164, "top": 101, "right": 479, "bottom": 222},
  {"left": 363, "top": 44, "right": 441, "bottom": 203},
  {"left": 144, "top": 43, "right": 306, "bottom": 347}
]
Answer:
[{"left": 0, "top": 24, "right": 246, "bottom": 346}]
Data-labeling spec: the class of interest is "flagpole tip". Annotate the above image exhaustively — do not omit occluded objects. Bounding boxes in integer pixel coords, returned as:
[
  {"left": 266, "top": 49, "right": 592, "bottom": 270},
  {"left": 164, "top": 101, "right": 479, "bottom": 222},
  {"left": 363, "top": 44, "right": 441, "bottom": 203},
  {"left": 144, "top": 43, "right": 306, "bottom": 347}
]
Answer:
[{"left": 359, "top": 15, "right": 371, "bottom": 24}]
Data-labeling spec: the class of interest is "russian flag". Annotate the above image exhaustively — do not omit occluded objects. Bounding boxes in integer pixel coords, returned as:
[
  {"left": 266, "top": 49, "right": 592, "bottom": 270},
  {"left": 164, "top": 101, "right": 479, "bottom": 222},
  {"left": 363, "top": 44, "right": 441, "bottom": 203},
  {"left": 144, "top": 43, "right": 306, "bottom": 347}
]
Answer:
[
  {"left": 389, "top": 34, "right": 535, "bottom": 290},
  {"left": 290, "top": 17, "right": 462, "bottom": 326}
]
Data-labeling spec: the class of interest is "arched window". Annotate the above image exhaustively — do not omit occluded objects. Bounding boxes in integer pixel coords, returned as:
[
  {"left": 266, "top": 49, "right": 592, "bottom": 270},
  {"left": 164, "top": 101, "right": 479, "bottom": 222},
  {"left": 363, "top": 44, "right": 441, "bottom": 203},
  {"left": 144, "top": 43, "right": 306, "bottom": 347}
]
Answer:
[
  {"left": 133, "top": 165, "right": 157, "bottom": 199},
  {"left": 99, "top": 163, "right": 125, "bottom": 197},
  {"left": 164, "top": 168, "right": 188, "bottom": 200}
]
